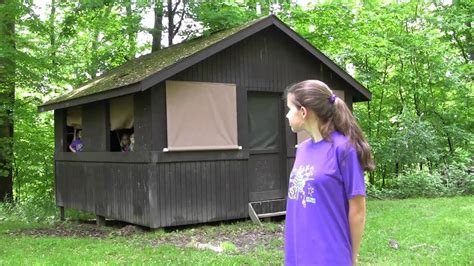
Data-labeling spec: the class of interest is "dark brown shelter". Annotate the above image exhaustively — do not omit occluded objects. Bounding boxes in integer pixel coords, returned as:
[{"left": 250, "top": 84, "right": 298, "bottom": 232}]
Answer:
[{"left": 39, "top": 15, "right": 371, "bottom": 228}]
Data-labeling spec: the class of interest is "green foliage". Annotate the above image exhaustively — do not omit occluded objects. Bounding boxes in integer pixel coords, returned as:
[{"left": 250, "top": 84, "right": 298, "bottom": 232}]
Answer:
[
  {"left": 367, "top": 152, "right": 473, "bottom": 199},
  {"left": 13, "top": 96, "right": 54, "bottom": 202},
  {"left": 0, "top": 198, "right": 56, "bottom": 224},
  {"left": 190, "top": 1, "right": 259, "bottom": 34},
  {"left": 394, "top": 170, "right": 446, "bottom": 198},
  {"left": 282, "top": 1, "right": 473, "bottom": 192}
]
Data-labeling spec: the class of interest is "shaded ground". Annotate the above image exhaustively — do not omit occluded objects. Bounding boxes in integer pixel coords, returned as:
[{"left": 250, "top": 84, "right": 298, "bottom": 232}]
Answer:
[
  {"left": 152, "top": 223, "right": 284, "bottom": 253},
  {"left": 7, "top": 219, "right": 284, "bottom": 254}
]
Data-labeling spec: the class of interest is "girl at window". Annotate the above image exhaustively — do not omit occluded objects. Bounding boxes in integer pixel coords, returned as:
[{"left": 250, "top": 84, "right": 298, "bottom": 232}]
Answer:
[
  {"left": 120, "top": 133, "right": 131, "bottom": 152},
  {"left": 69, "top": 129, "right": 84, "bottom": 152}
]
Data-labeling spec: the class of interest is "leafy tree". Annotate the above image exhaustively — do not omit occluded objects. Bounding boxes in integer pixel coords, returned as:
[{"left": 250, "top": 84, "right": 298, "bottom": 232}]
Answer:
[{"left": 0, "top": 0, "right": 16, "bottom": 201}]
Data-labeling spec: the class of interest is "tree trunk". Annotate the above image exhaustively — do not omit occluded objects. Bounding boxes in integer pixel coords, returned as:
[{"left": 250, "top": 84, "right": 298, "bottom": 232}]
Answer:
[
  {"left": 167, "top": 0, "right": 174, "bottom": 46},
  {"left": 125, "top": 0, "right": 137, "bottom": 59},
  {"left": 152, "top": 1, "right": 163, "bottom": 52},
  {"left": 166, "top": 0, "right": 186, "bottom": 47},
  {"left": 0, "top": 0, "right": 15, "bottom": 202}
]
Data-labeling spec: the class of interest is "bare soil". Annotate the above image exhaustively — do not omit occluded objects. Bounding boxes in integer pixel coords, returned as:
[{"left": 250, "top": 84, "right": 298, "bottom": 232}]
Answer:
[{"left": 7, "top": 220, "right": 284, "bottom": 253}]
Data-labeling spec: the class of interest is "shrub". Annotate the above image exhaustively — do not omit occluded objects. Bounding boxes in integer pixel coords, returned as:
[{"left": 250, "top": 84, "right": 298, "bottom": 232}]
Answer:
[
  {"left": 0, "top": 198, "right": 57, "bottom": 224},
  {"left": 440, "top": 160, "right": 474, "bottom": 196},
  {"left": 394, "top": 170, "right": 445, "bottom": 198}
]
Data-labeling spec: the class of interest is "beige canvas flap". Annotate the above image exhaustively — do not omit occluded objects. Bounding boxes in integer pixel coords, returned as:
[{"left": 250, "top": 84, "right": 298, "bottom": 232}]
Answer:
[
  {"left": 166, "top": 80, "right": 238, "bottom": 151},
  {"left": 110, "top": 95, "right": 134, "bottom": 130},
  {"left": 66, "top": 107, "right": 82, "bottom": 129}
]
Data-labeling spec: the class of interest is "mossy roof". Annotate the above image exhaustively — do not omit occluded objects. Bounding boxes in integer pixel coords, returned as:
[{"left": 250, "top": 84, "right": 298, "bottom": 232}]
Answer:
[{"left": 41, "top": 16, "right": 269, "bottom": 107}]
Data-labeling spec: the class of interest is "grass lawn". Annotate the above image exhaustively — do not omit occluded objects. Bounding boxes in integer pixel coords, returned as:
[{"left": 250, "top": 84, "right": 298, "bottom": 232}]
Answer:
[{"left": 0, "top": 196, "right": 473, "bottom": 265}]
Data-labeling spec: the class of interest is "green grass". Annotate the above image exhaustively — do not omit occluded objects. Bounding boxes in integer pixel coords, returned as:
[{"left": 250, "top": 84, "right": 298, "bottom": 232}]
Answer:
[
  {"left": 362, "top": 196, "right": 474, "bottom": 265},
  {"left": 1, "top": 196, "right": 473, "bottom": 265}
]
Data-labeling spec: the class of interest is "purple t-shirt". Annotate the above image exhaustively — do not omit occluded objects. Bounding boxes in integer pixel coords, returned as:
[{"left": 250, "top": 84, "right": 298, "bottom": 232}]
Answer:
[
  {"left": 285, "top": 131, "right": 366, "bottom": 266},
  {"left": 70, "top": 139, "right": 84, "bottom": 152}
]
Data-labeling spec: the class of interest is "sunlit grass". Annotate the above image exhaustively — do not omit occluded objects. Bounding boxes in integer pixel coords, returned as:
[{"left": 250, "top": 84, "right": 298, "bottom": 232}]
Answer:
[{"left": 0, "top": 196, "right": 472, "bottom": 265}]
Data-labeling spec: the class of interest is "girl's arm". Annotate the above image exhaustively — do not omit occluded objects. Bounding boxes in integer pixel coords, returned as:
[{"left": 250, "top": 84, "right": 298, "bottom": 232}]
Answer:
[
  {"left": 69, "top": 144, "right": 76, "bottom": 153},
  {"left": 348, "top": 195, "right": 366, "bottom": 266}
]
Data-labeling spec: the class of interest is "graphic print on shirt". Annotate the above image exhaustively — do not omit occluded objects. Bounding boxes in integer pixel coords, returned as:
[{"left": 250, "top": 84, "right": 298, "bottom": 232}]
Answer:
[{"left": 288, "top": 165, "right": 316, "bottom": 207}]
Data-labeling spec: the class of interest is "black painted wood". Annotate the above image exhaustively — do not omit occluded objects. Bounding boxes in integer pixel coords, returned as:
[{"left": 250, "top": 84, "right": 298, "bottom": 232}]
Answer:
[
  {"left": 134, "top": 91, "right": 151, "bottom": 152},
  {"left": 151, "top": 82, "right": 167, "bottom": 151},
  {"left": 54, "top": 109, "right": 67, "bottom": 152},
  {"left": 82, "top": 101, "right": 110, "bottom": 152},
  {"left": 56, "top": 162, "right": 152, "bottom": 226}
]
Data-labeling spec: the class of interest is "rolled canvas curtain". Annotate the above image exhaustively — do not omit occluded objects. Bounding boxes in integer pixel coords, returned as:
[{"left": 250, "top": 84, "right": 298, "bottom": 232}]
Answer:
[
  {"left": 296, "top": 90, "right": 345, "bottom": 145},
  {"left": 166, "top": 80, "right": 238, "bottom": 151},
  {"left": 66, "top": 107, "right": 82, "bottom": 129},
  {"left": 110, "top": 95, "right": 134, "bottom": 131}
]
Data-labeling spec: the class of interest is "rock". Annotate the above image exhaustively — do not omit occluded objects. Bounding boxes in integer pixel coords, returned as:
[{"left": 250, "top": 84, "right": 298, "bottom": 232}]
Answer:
[{"left": 389, "top": 239, "right": 400, "bottom": 249}]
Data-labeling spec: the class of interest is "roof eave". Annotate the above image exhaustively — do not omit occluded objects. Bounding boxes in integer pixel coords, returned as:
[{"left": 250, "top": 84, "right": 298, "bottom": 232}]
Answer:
[{"left": 38, "top": 82, "right": 143, "bottom": 112}]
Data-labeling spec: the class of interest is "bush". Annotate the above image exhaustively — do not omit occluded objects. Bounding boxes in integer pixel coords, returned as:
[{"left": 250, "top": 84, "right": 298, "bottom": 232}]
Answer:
[
  {"left": 391, "top": 161, "right": 473, "bottom": 199},
  {"left": 440, "top": 160, "right": 474, "bottom": 196},
  {"left": 0, "top": 198, "right": 57, "bottom": 224}
]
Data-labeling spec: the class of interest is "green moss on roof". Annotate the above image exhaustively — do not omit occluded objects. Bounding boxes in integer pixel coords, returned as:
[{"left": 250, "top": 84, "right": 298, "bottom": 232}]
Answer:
[{"left": 42, "top": 16, "right": 269, "bottom": 107}]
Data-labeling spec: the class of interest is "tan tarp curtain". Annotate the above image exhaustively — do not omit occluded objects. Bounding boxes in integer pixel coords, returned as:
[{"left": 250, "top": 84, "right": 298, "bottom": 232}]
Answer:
[
  {"left": 66, "top": 107, "right": 82, "bottom": 129},
  {"left": 166, "top": 80, "right": 239, "bottom": 151},
  {"left": 110, "top": 95, "right": 134, "bottom": 131},
  {"left": 296, "top": 90, "right": 345, "bottom": 145}
]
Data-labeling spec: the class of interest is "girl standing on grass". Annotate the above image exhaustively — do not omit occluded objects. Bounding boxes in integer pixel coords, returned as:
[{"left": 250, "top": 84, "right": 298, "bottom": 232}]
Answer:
[{"left": 284, "top": 80, "right": 375, "bottom": 266}]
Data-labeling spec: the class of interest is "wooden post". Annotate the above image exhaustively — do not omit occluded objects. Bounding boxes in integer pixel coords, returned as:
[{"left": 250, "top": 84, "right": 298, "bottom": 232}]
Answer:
[
  {"left": 96, "top": 215, "right": 106, "bottom": 226},
  {"left": 59, "top": 206, "right": 65, "bottom": 221}
]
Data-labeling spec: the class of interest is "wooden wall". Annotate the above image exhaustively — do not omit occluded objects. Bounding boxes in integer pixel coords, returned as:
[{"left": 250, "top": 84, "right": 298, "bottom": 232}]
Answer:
[
  {"left": 56, "top": 162, "right": 151, "bottom": 226},
  {"left": 55, "top": 159, "right": 248, "bottom": 228}
]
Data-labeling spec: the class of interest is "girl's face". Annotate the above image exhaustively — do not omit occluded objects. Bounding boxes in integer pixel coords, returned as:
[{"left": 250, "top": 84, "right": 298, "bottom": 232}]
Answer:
[
  {"left": 286, "top": 93, "right": 305, "bottom": 133},
  {"left": 121, "top": 135, "right": 130, "bottom": 145}
]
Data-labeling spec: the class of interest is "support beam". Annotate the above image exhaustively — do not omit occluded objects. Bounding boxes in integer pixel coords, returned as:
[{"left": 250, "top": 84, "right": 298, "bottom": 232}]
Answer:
[
  {"left": 59, "top": 206, "right": 65, "bottom": 221},
  {"left": 96, "top": 215, "right": 106, "bottom": 226}
]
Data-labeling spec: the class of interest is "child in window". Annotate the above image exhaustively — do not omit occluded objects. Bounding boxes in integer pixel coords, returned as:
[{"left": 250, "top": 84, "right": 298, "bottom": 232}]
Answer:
[
  {"left": 69, "top": 129, "right": 84, "bottom": 152},
  {"left": 120, "top": 133, "right": 131, "bottom": 152},
  {"left": 129, "top": 133, "right": 135, "bottom": 152}
]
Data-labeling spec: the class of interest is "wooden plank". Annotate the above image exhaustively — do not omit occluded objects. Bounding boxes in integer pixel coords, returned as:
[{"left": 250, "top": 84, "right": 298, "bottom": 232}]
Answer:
[
  {"left": 258, "top": 211, "right": 286, "bottom": 218},
  {"left": 82, "top": 101, "right": 109, "bottom": 152},
  {"left": 150, "top": 82, "right": 167, "bottom": 151},
  {"left": 134, "top": 90, "right": 151, "bottom": 152},
  {"left": 54, "top": 109, "right": 67, "bottom": 153},
  {"left": 248, "top": 203, "right": 262, "bottom": 226}
]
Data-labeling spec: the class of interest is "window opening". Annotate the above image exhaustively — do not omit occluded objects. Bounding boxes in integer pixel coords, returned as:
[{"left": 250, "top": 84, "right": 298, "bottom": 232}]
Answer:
[
  {"left": 66, "top": 107, "right": 83, "bottom": 152},
  {"left": 109, "top": 95, "right": 134, "bottom": 152}
]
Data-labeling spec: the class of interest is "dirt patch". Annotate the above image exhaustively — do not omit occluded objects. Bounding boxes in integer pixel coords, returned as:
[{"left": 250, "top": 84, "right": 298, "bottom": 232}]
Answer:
[
  {"left": 151, "top": 223, "right": 284, "bottom": 253},
  {"left": 8, "top": 223, "right": 110, "bottom": 238},
  {"left": 7, "top": 220, "right": 284, "bottom": 253}
]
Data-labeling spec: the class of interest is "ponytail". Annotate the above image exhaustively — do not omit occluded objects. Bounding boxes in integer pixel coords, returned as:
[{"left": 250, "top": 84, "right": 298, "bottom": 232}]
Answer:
[
  {"left": 285, "top": 80, "right": 375, "bottom": 171},
  {"left": 332, "top": 97, "right": 375, "bottom": 171}
]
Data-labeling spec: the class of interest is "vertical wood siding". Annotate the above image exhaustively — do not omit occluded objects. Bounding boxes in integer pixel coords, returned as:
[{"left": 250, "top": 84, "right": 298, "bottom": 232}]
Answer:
[
  {"left": 149, "top": 160, "right": 248, "bottom": 228},
  {"left": 56, "top": 162, "right": 151, "bottom": 227}
]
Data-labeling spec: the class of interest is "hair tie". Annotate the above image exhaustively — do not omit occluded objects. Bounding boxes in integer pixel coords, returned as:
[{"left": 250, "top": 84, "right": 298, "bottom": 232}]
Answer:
[{"left": 329, "top": 94, "right": 337, "bottom": 104}]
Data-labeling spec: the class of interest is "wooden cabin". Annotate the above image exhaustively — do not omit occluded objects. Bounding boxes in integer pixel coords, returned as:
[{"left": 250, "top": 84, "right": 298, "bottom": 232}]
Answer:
[{"left": 39, "top": 15, "right": 371, "bottom": 228}]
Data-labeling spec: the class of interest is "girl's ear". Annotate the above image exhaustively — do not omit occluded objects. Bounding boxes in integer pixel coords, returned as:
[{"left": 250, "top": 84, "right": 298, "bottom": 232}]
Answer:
[{"left": 300, "top": 106, "right": 308, "bottom": 118}]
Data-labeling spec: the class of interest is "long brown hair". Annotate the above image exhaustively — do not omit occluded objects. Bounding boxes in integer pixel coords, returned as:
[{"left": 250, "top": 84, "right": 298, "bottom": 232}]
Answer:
[{"left": 285, "top": 80, "right": 375, "bottom": 171}]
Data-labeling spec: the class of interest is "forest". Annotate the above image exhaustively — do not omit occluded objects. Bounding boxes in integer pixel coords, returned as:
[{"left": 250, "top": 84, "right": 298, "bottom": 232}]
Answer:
[{"left": 0, "top": 0, "right": 472, "bottom": 204}]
